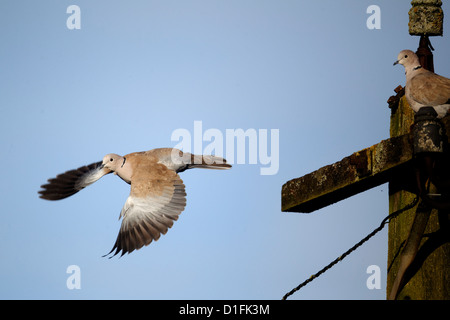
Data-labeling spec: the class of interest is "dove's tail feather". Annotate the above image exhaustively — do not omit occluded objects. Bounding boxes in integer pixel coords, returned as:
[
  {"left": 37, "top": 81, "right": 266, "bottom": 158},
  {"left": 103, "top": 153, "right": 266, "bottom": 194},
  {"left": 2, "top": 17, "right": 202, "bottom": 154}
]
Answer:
[
  {"left": 177, "top": 154, "right": 232, "bottom": 172},
  {"left": 187, "top": 163, "right": 232, "bottom": 170}
]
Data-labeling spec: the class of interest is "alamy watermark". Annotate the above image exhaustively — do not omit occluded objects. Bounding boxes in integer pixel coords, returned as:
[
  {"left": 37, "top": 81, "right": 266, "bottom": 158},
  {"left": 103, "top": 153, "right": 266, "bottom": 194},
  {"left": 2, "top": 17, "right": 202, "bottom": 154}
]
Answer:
[
  {"left": 366, "top": 5, "right": 381, "bottom": 30},
  {"left": 171, "top": 121, "right": 279, "bottom": 175},
  {"left": 66, "top": 5, "right": 81, "bottom": 30},
  {"left": 66, "top": 265, "right": 81, "bottom": 290},
  {"left": 366, "top": 265, "right": 381, "bottom": 290}
]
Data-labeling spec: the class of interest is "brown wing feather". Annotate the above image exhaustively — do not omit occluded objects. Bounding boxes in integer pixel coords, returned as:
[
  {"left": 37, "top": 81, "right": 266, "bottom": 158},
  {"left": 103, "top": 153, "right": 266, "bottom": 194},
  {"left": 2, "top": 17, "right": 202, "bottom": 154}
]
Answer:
[
  {"left": 410, "top": 72, "right": 450, "bottom": 106},
  {"left": 104, "top": 160, "right": 187, "bottom": 258},
  {"left": 38, "top": 161, "right": 112, "bottom": 200}
]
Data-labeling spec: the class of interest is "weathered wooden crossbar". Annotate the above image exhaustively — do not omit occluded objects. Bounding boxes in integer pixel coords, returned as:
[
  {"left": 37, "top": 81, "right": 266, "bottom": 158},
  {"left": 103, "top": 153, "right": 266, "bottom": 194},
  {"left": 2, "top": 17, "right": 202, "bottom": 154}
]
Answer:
[{"left": 281, "top": 133, "right": 414, "bottom": 213}]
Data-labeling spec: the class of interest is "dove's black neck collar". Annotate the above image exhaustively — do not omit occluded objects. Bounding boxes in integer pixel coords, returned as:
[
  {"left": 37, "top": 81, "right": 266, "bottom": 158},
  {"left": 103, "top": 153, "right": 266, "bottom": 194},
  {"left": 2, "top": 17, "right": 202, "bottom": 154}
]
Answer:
[
  {"left": 121, "top": 157, "right": 126, "bottom": 168},
  {"left": 406, "top": 65, "right": 422, "bottom": 75}
]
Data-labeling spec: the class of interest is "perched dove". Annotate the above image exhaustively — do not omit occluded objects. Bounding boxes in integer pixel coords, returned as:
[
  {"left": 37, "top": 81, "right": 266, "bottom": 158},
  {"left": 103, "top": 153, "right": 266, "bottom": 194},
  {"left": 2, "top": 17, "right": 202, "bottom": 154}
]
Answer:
[
  {"left": 394, "top": 49, "right": 450, "bottom": 118},
  {"left": 38, "top": 148, "right": 231, "bottom": 257}
]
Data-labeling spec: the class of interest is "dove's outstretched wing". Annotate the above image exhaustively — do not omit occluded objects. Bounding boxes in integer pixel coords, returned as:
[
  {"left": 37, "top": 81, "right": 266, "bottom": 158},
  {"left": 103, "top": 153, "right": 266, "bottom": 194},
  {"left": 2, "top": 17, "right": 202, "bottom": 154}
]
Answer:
[{"left": 39, "top": 161, "right": 111, "bottom": 200}]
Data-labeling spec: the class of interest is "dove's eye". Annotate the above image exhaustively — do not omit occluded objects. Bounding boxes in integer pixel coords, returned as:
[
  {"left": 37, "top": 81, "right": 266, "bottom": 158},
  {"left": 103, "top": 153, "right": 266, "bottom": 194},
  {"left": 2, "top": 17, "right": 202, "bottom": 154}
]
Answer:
[
  {"left": 110, "top": 158, "right": 114, "bottom": 162},
  {"left": 404, "top": 55, "right": 408, "bottom": 58}
]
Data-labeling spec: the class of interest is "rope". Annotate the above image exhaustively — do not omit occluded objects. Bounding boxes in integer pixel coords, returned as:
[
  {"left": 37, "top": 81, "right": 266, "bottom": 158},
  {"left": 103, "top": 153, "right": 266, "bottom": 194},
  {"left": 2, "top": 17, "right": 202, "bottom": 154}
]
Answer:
[{"left": 282, "top": 196, "right": 419, "bottom": 300}]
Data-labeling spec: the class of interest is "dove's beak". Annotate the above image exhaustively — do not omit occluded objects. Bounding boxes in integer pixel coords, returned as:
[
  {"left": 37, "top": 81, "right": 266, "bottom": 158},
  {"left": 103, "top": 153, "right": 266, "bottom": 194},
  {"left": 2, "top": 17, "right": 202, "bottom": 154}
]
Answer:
[{"left": 393, "top": 60, "right": 399, "bottom": 66}]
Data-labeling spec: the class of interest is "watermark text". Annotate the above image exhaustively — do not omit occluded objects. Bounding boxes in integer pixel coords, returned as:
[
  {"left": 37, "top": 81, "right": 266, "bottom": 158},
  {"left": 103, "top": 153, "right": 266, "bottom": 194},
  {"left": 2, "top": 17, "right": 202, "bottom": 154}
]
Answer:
[{"left": 171, "top": 121, "right": 279, "bottom": 175}]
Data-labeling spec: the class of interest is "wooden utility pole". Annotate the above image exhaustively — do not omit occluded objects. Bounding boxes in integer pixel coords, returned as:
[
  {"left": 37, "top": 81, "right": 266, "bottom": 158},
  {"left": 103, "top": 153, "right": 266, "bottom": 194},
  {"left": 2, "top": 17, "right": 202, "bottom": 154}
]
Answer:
[
  {"left": 387, "top": 95, "right": 450, "bottom": 300},
  {"left": 282, "top": 0, "right": 449, "bottom": 300},
  {"left": 282, "top": 103, "right": 450, "bottom": 300}
]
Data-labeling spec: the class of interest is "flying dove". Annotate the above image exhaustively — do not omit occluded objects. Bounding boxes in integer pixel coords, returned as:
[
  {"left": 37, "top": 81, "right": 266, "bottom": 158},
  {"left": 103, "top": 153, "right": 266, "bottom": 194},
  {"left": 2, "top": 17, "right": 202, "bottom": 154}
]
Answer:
[
  {"left": 394, "top": 49, "right": 450, "bottom": 119},
  {"left": 38, "top": 148, "right": 231, "bottom": 257}
]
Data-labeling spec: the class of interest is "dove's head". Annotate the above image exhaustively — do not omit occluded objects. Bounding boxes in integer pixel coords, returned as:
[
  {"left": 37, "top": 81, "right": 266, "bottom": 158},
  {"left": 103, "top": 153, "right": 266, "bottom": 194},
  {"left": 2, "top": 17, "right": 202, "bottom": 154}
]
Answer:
[
  {"left": 394, "top": 50, "right": 419, "bottom": 68},
  {"left": 102, "top": 153, "right": 126, "bottom": 171}
]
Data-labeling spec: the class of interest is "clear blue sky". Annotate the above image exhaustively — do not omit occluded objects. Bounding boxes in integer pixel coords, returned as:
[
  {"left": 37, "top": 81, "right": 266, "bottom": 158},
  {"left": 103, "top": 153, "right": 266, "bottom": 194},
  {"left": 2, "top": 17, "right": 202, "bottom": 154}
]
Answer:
[{"left": 1, "top": 1, "right": 449, "bottom": 299}]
